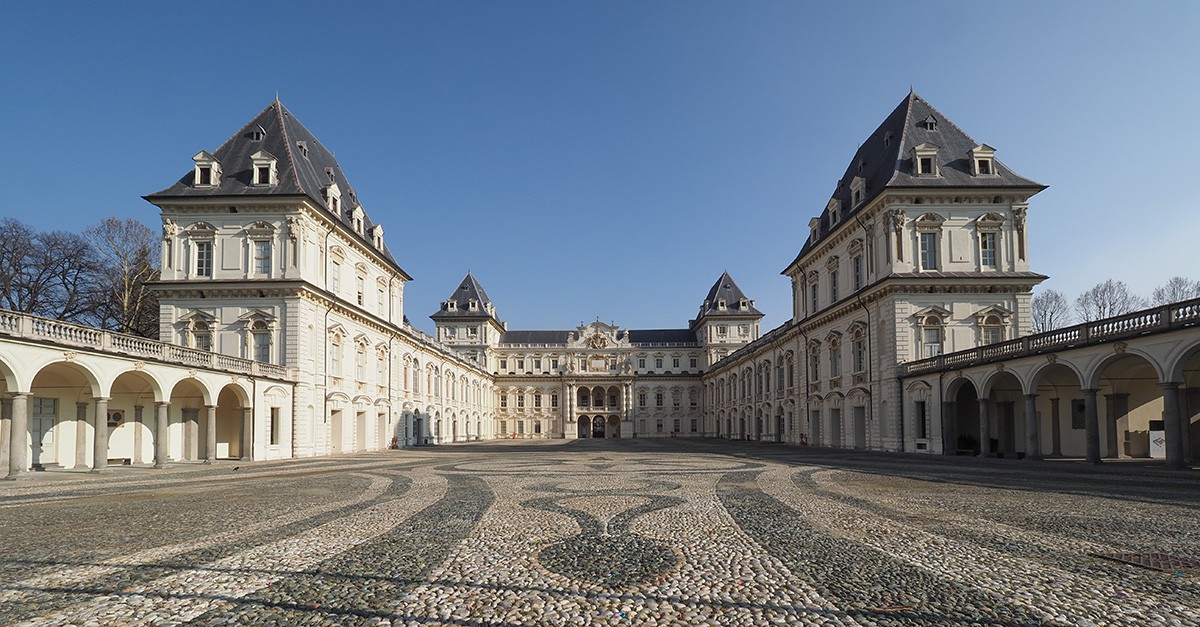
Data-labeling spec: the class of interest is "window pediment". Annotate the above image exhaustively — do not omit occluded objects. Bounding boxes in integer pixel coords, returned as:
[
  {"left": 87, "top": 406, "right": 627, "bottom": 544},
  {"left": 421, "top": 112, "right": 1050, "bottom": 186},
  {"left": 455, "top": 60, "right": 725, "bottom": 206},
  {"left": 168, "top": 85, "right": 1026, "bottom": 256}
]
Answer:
[
  {"left": 973, "top": 305, "right": 1012, "bottom": 323},
  {"left": 976, "top": 212, "right": 1005, "bottom": 232},
  {"left": 914, "top": 213, "right": 945, "bottom": 232},
  {"left": 912, "top": 305, "right": 951, "bottom": 323},
  {"left": 187, "top": 222, "right": 218, "bottom": 241}
]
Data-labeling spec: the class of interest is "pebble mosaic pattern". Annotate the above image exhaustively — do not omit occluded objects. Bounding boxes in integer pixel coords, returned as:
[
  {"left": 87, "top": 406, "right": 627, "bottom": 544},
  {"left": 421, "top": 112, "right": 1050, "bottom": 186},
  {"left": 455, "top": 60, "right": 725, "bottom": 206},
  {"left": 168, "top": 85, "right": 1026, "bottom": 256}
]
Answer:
[{"left": 1, "top": 439, "right": 1198, "bottom": 625}]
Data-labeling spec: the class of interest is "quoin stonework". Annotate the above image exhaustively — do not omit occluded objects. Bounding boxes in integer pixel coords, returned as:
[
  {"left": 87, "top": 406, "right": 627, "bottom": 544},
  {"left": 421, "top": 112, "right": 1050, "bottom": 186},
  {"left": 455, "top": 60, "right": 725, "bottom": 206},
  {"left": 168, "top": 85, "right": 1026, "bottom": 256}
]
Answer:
[{"left": 3, "top": 92, "right": 1198, "bottom": 476}]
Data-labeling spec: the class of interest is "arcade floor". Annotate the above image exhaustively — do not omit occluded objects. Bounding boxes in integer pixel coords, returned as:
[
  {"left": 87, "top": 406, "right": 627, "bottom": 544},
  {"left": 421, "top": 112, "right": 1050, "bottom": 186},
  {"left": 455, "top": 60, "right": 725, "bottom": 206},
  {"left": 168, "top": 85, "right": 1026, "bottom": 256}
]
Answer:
[{"left": 1, "top": 438, "right": 1198, "bottom": 625}]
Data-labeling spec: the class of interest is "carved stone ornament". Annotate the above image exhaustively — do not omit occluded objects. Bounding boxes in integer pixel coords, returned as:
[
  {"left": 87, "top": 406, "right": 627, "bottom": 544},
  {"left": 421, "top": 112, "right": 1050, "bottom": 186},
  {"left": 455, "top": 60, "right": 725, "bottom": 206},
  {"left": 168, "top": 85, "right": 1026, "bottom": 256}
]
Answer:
[
  {"left": 588, "top": 333, "right": 609, "bottom": 349},
  {"left": 1013, "top": 206, "right": 1027, "bottom": 229},
  {"left": 188, "top": 369, "right": 198, "bottom": 378},
  {"left": 1046, "top": 353, "right": 1058, "bottom": 364},
  {"left": 286, "top": 216, "right": 301, "bottom": 241},
  {"left": 890, "top": 208, "right": 906, "bottom": 233},
  {"left": 1113, "top": 341, "right": 1127, "bottom": 354},
  {"left": 62, "top": 351, "right": 77, "bottom": 362},
  {"left": 163, "top": 218, "right": 178, "bottom": 239},
  {"left": 995, "top": 363, "right": 1006, "bottom": 373},
  {"left": 134, "top": 361, "right": 145, "bottom": 370},
  {"left": 230, "top": 376, "right": 240, "bottom": 384}
]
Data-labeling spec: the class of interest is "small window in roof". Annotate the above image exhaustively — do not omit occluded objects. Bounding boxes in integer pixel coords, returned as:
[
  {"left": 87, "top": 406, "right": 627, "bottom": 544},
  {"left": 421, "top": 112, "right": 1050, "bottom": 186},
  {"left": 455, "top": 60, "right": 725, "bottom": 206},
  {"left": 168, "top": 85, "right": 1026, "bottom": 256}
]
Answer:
[
  {"left": 296, "top": 141, "right": 308, "bottom": 157},
  {"left": 249, "top": 125, "right": 266, "bottom": 141},
  {"left": 883, "top": 131, "right": 893, "bottom": 147},
  {"left": 920, "top": 115, "right": 937, "bottom": 131},
  {"left": 325, "top": 167, "right": 335, "bottom": 183}
]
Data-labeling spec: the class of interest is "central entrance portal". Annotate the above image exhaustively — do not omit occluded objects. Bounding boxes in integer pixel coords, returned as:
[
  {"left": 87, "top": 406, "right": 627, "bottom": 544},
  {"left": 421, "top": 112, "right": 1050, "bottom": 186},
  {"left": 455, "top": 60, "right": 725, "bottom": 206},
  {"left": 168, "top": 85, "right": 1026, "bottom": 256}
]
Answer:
[{"left": 592, "top": 415, "right": 606, "bottom": 438}]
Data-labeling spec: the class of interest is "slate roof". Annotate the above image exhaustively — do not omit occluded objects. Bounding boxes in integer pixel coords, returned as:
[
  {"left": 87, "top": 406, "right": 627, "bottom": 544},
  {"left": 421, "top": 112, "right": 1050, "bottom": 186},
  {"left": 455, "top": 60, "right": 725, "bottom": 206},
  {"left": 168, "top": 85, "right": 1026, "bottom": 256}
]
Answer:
[
  {"left": 785, "top": 92, "right": 1046, "bottom": 270},
  {"left": 145, "top": 100, "right": 408, "bottom": 277},
  {"left": 431, "top": 272, "right": 500, "bottom": 320},
  {"left": 694, "top": 272, "right": 764, "bottom": 321},
  {"left": 627, "top": 329, "right": 697, "bottom": 344},
  {"left": 500, "top": 330, "right": 571, "bottom": 345}
]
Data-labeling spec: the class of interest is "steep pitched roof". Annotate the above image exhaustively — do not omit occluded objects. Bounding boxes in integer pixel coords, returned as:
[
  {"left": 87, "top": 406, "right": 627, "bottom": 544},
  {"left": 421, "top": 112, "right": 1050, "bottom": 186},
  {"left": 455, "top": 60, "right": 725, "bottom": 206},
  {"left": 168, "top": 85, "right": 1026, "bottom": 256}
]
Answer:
[
  {"left": 693, "top": 272, "right": 764, "bottom": 325},
  {"left": 145, "top": 100, "right": 406, "bottom": 274},
  {"left": 785, "top": 91, "right": 1046, "bottom": 269},
  {"left": 431, "top": 272, "right": 501, "bottom": 321},
  {"left": 627, "top": 329, "right": 697, "bottom": 344},
  {"left": 499, "top": 330, "right": 570, "bottom": 345}
]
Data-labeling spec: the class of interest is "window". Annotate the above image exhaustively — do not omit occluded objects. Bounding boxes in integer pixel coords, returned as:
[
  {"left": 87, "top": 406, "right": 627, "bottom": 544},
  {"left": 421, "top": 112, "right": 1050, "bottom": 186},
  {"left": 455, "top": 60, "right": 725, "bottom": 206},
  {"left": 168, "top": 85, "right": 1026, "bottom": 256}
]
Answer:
[
  {"left": 829, "top": 341, "right": 841, "bottom": 377},
  {"left": 717, "top": 326, "right": 727, "bottom": 337},
  {"left": 253, "top": 331, "right": 270, "bottom": 363},
  {"left": 377, "top": 288, "right": 385, "bottom": 314},
  {"left": 689, "top": 357, "right": 698, "bottom": 368},
  {"left": 673, "top": 418, "right": 681, "bottom": 433},
  {"left": 717, "top": 299, "right": 727, "bottom": 310},
  {"left": 551, "top": 358, "right": 559, "bottom": 370},
  {"left": 356, "top": 347, "right": 366, "bottom": 381},
  {"left": 656, "top": 420, "right": 664, "bottom": 433},
  {"left": 672, "top": 391, "right": 681, "bottom": 408},
  {"left": 500, "top": 394, "right": 508, "bottom": 409},
  {"left": 356, "top": 277, "right": 365, "bottom": 305},
  {"left": 499, "top": 359, "right": 507, "bottom": 371},
  {"left": 672, "top": 357, "right": 680, "bottom": 369},
  {"left": 830, "top": 269, "right": 839, "bottom": 302},
  {"left": 499, "top": 421, "right": 507, "bottom": 435},
  {"left": 551, "top": 393, "right": 559, "bottom": 408},
  {"left": 467, "top": 327, "right": 477, "bottom": 338},
  {"left": 517, "top": 359, "right": 525, "bottom": 371},
  {"left": 982, "top": 314, "right": 1004, "bottom": 345},
  {"left": 193, "top": 151, "right": 221, "bottom": 187},
  {"left": 330, "top": 260, "right": 341, "bottom": 292},
  {"left": 330, "top": 340, "right": 342, "bottom": 375},
  {"left": 377, "top": 354, "right": 386, "bottom": 385},
  {"left": 195, "top": 241, "right": 213, "bottom": 277},
  {"left": 197, "top": 166, "right": 212, "bottom": 186},
  {"left": 809, "top": 349, "right": 820, "bottom": 380},
  {"left": 739, "top": 324, "right": 749, "bottom": 336},
  {"left": 638, "top": 392, "right": 647, "bottom": 407},
  {"left": 853, "top": 333, "right": 866, "bottom": 372},
  {"left": 810, "top": 282, "right": 819, "bottom": 312},
  {"left": 980, "top": 232, "right": 997, "bottom": 268},
  {"left": 655, "top": 358, "right": 663, "bottom": 369},
  {"left": 853, "top": 255, "right": 863, "bottom": 290},
  {"left": 977, "top": 159, "right": 991, "bottom": 175},
  {"left": 918, "top": 157, "right": 933, "bottom": 175},
  {"left": 638, "top": 358, "right": 646, "bottom": 369},
  {"left": 916, "top": 401, "right": 928, "bottom": 439},
  {"left": 517, "top": 393, "right": 525, "bottom": 409},
  {"left": 270, "top": 407, "right": 280, "bottom": 445},
  {"left": 655, "top": 392, "right": 664, "bottom": 407},
  {"left": 534, "top": 393, "right": 542, "bottom": 409},
  {"left": 919, "top": 232, "right": 938, "bottom": 270},
  {"left": 534, "top": 359, "right": 542, "bottom": 371},
  {"left": 193, "top": 323, "right": 212, "bottom": 352},
  {"left": 922, "top": 322, "right": 943, "bottom": 358},
  {"left": 690, "top": 419, "right": 698, "bottom": 433},
  {"left": 254, "top": 240, "right": 271, "bottom": 275},
  {"left": 446, "top": 327, "right": 457, "bottom": 339}
]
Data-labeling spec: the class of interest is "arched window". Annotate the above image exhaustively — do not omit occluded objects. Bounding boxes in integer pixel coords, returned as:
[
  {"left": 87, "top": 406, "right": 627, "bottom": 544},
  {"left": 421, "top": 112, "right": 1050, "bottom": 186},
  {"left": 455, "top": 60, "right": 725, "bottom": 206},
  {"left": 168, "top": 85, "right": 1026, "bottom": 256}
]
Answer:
[
  {"left": 982, "top": 314, "right": 1004, "bottom": 345},
  {"left": 921, "top": 315, "right": 943, "bottom": 357}
]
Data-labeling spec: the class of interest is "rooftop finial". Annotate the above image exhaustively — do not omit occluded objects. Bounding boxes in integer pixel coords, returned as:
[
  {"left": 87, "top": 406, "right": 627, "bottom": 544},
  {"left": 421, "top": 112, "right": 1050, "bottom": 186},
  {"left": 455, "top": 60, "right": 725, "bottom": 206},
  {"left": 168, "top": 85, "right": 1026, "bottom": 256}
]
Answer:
[{"left": 275, "top": 90, "right": 280, "bottom": 103}]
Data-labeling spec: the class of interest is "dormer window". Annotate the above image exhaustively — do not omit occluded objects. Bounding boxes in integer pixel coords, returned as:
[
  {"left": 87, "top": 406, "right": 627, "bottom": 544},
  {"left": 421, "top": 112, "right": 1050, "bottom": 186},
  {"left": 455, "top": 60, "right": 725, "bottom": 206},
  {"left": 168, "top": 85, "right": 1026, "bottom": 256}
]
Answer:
[
  {"left": 350, "top": 207, "right": 365, "bottom": 234},
  {"left": 850, "top": 176, "right": 866, "bottom": 207},
  {"left": 911, "top": 142, "right": 940, "bottom": 176},
  {"left": 468, "top": 299, "right": 478, "bottom": 311},
  {"left": 717, "top": 299, "right": 727, "bottom": 311},
  {"left": 920, "top": 115, "right": 938, "bottom": 131},
  {"left": 249, "top": 125, "right": 266, "bottom": 141},
  {"left": 192, "top": 151, "right": 221, "bottom": 188},
  {"left": 370, "top": 224, "right": 384, "bottom": 248},
  {"left": 296, "top": 141, "right": 309, "bottom": 158},
  {"left": 809, "top": 217, "right": 820, "bottom": 242},
  {"left": 826, "top": 198, "right": 841, "bottom": 223},
  {"left": 883, "top": 131, "right": 893, "bottom": 147},
  {"left": 739, "top": 299, "right": 748, "bottom": 310},
  {"left": 447, "top": 300, "right": 457, "bottom": 311},
  {"left": 325, "top": 183, "right": 341, "bottom": 214},
  {"left": 250, "top": 150, "right": 277, "bottom": 186},
  {"left": 969, "top": 144, "right": 997, "bottom": 176},
  {"left": 325, "top": 167, "right": 335, "bottom": 183}
]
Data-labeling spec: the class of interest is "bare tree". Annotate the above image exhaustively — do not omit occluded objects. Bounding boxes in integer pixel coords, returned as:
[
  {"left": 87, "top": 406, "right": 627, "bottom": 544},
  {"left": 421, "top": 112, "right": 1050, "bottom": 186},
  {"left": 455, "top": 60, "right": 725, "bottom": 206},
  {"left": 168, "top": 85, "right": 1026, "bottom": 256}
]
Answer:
[
  {"left": 86, "top": 218, "right": 161, "bottom": 338},
  {"left": 1150, "top": 276, "right": 1200, "bottom": 305},
  {"left": 0, "top": 218, "right": 103, "bottom": 323},
  {"left": 1031, "top": 289, "right": 1072, "bottom": 333},
  {"left": 1074, "top": 279, "right": 1147, "bottom": 322}
]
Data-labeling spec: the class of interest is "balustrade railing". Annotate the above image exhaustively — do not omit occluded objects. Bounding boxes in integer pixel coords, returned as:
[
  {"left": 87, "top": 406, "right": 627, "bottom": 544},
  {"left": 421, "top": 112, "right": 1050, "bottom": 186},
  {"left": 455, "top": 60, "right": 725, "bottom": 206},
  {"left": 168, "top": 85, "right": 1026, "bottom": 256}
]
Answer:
[
  {"left": 0, "top": 308, "right": 296, "bottom": 380},
  {"left": 899, "top": 297, "right": 1200, "bottom": 377}
]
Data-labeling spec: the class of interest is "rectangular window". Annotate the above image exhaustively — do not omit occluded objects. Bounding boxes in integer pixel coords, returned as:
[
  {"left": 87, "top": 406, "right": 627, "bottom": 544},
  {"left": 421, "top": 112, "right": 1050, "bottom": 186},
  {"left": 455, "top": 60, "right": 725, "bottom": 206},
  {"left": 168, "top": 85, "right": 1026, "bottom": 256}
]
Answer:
[
  {"left": 919, "top": 232, "right": 938, "bottom": 270},
  {"left": 254, "top": 240, "right": 270, "bottom": 274},
  {"left": 810, "top": 283, "right": 818, "bottom": 312},
  {"left": 919, "top": 157, "right": 933, "bottom": 175},
  {"left": 916, "top": 401, "right": 928, "bottom": 439},
  {"left": 978, "top": 159, "right": 991, "bottom": 175},
  {"left": 656, "top": 420, "right": 664, "bottom": 433},
  {"left": 551, "top": 359, "right": 559, "bottom": 370},
  {"left": 356, "top": 349, "right": 366, "bottom": 380},
  {"left": 253, "top": 333, "right": 270, "bottom": 363},
  {"left": 922, "top": 327, "right": 943, "bottom": 357},
  {"left": 377, "top": 288, "right": 385, "bottom": 314},
  {"left": 256, "top": 165, "right": 271, "bottom": 184},
  {"left": 195, "top": 241, "right": 213, "bottom": 277},
  {"left": 330, "top": 343, "right": 342, "bottom": 375},
  {"left": 517, "top": 421, "right": 525, "bottom": 434},
  {"left": 500, "top": 420, "right": 508, "bottom": 435},
  {"left": 534, "top": 359, "right": 542, "bottom": 371},
  {"left": 551, "top": 393, "right": 559, "bottom": 408},
  {"left": 534, "top": 393, "right": 542, "bottom": 409},
  {"left": 690, "top": 419, "right": 698, "bottom": 432},
  {"left": 655, "top": 392, "right": 664, "bottom": 407},
  {"left": 638, "top": 358, "right": 646, "bottom": 369},
  {"left": 356, "top": 277, "right": 365, "bottom": 305},
  {"left": 197, "top": 166, "right": 212, "bottom": 185},
  {"left": 830, "top": 269, "right": 839, "bottom": 302},
  {"left": 673, "top": 419, "right": 681, "bottom": 433},
  {"left": 517, "top": 359, "right": 525, "bottom": 371},
  {"left": 655, "top": 358, "right": 663, "bottom": 369},
  {"left": 981, "top": 232, "right": 997, "bottom": 268},
  {"left": 517, "top": 394, "right": 525, "bottom": 409},
  {"left": 638, "top": 392, "right": 647, "bottom": 407},
  {"left": 830, "top": 347, "right": 841, "bottom": 377},
  {"left": 717, "top": 326, "right": 728, "bottom": 337},
  {"left": 853, "top": 255, "right": 863, "bottom": 290},
  {"left": 500, "top": 394, "right": 508, "bottom": 409},
  {"left": 983, "top": 326, "right": 1003, "bottom": 345},
  {"left": 331, "top": 260, "right": 341, "bottom": 292},
  {"left": 854, "top": 339, "right": 866, "bottom": 372},
  {"left": 739, "top": 324, "right": 749, "bottom": 336},
  {"left": 194, "top": 332, "right": 212, "bottom": 352},
  {"left": 270, "top": 407, "right": 280, "bottom": 445},
  {"left": 499, "top": 359, "right": 507, "bottom": 371},
  {"left": 446, "top": 327, "right": 457, "bottom": 338},
  {"left": 672, "top": 357, "right": 680, "bottom": 369},
  {"left": 689, "top": 358, "right": 697, "bottom": 368}
]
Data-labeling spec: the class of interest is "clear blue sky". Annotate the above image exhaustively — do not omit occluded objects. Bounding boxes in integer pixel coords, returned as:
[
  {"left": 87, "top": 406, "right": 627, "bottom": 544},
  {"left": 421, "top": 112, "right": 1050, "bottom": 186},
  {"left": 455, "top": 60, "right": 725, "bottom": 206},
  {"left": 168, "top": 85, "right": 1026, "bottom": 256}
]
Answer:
[{"left": 2, "top": 2, "right": 1197, "bottom": 335}]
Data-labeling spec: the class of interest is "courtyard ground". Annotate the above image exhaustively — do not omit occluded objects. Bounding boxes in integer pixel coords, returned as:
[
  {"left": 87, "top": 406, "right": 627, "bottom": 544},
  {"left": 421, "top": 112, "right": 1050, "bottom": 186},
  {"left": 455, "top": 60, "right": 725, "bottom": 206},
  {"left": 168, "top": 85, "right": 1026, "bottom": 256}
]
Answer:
[{"left": 1, "top": 439, "right": 1198, "bottom": 626}]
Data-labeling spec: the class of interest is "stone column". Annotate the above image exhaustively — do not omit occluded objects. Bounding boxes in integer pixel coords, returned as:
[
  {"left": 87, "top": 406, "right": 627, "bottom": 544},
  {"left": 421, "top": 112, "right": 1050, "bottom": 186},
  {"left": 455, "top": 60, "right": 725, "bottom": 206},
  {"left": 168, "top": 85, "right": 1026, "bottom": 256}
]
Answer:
[
  {"left": 976, "top": 399, "right": 991, "bottom": 458},
  {"left": 7, "top": 393, "right": 31, "bottom": 479},
  {"left": 133, "top": 405, "right": 144, "bottom": 464},
  {"left": 1049, "top": 398, "right": 1062, "bottom": 457},
  {"left": 75, "top": 403, "right": 89, "bottom": 469},
  {"left": 91, "top": 398, "right": 109, "bottom": 473},
  {"left": 1024, "top": 394, "right": 1042, "bottom": 461},
  {"left": 204, "top": 405, "right": 217, "bottom": 463},
  {"left": 1084, "top": 389, "right": 1101, "bottom": 464},
  {"left": 241, "top": 408, "right": 253, "bottom": 461},
  {"left": 1161, "top": 382, "right": 1186, "bottom": 469},
  {"left": 941, "top": 401, "right": 957, "bottom": 455},
  {"left": 0, "top": 397, "right": 10, "bottom": 476},
  {"left": 154, "top": 402, "right": 169, "bottom": 469}
]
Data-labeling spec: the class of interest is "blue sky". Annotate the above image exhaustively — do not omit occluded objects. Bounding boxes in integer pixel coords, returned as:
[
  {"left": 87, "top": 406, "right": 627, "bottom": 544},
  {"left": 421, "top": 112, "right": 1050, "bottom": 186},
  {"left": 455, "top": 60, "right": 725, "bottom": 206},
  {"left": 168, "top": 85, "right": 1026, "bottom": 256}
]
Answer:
[{"left": 2, "top": 2, "right": 1198, "bottom": 335}]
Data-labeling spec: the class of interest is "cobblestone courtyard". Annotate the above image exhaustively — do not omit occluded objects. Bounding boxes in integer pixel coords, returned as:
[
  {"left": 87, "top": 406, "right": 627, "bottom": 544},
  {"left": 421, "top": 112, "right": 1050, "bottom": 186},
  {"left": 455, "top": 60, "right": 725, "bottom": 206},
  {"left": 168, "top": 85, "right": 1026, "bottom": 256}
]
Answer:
[{"left": 1, "top": 440, "right": 1198, "bottom": 626}]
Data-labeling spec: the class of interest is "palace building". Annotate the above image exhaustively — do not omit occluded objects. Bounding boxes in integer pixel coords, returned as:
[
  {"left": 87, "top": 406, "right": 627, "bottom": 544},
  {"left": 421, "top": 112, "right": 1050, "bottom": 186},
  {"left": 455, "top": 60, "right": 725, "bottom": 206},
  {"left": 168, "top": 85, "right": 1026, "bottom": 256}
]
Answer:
[{"left": 6, "top": 91, "right": 1197, "bottom": 476}]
